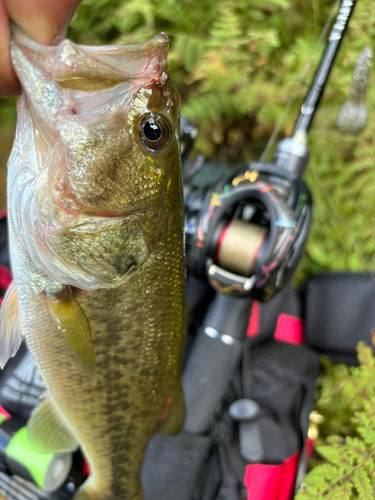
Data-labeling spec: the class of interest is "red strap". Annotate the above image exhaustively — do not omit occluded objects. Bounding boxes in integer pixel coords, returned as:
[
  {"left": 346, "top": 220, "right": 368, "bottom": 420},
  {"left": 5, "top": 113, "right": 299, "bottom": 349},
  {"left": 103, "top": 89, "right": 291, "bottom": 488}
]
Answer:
[
  {"left": 244, "top": 451, "right": 300, "bottom": 500},
  {"left": 274, "top": 314, "right": 304, "bottom": 345},
  {"left": 247, "top": 301, "right": 261, "bottom": 338}
]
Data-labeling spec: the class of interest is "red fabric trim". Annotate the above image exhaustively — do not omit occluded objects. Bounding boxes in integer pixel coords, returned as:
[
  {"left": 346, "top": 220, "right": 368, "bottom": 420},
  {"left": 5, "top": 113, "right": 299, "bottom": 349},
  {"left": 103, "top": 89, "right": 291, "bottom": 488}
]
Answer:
[
  {"left": 244, "top": 463, "right": 283, "bottom": 500},
  {"left": 305, "top": 438, "right": 314, "bottom": 461},
  {"left": 0, "top": 209, "right": 7, "bottom": 220},
  {"left": 274, "top": 314, "right": 304, "bottom": 345},
  {"left": 0, "top": 405, "right": 11, "bottom": 420},
  {"left": 278, "top": 451, "right": 300, "bottom": 500},
  {"left": 244, "top": 450, "right": 300, "bottom": 500},
  {"left": 0, "top": 265, "right": 12, "bottom": 290},
  {"left": 247, "top": 300, "right": 261, "bottom": 338}
]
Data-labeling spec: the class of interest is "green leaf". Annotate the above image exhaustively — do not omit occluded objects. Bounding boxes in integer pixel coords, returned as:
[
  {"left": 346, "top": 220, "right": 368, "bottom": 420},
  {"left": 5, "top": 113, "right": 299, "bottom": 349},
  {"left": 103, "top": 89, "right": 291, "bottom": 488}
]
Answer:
[
  {"left": 352, "top": 468, "right": 373, "bottom": 499},
  {"left": 357, "top": 343, "right": 375, "bottom": 372},
  {"left": 317, "top": 444, "right": 354, "bottom": 469}
]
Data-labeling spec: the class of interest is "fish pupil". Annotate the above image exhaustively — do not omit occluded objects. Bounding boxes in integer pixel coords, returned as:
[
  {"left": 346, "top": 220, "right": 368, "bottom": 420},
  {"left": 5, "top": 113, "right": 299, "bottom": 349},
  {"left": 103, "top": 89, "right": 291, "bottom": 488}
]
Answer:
[
  {"left": 139, "top": 114, "right": 170, "bottom": 150},
  {"left": 144, "top": 120, "right": 161, "bottom": 142}
]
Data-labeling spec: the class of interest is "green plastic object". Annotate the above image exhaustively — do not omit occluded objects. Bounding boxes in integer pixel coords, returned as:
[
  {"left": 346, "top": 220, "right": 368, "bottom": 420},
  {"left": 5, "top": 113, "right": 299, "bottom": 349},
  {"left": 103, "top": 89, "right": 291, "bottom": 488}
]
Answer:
[{"left": 6, "top": 427, "right": 72, "bottom": 492}]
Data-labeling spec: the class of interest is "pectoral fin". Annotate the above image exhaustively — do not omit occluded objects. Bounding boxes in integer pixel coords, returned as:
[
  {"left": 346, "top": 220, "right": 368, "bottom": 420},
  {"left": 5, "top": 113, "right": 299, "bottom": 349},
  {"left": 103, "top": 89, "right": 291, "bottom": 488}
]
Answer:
[
  {"left": 0, "top": 282, "right": 24, "bottom": 369},
  {"left": 28, "top": 396, "right": 79, "bottom": 453},
  {"left": 45, "top": 286, "right": 96, "bottom": 383}
]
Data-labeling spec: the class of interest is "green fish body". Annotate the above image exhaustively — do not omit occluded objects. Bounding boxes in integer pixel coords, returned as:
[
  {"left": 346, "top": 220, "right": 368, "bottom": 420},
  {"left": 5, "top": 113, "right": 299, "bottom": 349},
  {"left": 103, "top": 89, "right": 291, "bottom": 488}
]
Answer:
[{"left": 3, "top": 27, "right": 186, "bottom": 500}]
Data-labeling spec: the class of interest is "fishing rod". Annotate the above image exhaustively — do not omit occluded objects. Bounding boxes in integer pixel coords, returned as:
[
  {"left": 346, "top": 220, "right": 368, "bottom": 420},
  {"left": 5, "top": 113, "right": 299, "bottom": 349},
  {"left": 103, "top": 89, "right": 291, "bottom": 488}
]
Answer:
[
  {"left": 273, "top": 0, "right": 358, "bottom": 178},
  {"left": 293, "top": 0, "right": 357, "bottom": 138}
]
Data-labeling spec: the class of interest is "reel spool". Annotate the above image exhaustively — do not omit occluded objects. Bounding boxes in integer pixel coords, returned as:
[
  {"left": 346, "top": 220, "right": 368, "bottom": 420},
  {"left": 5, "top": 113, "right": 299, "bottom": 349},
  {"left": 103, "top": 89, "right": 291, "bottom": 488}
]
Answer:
[{"left": 215, "top": 220, "right": 267, "bottom": 278}]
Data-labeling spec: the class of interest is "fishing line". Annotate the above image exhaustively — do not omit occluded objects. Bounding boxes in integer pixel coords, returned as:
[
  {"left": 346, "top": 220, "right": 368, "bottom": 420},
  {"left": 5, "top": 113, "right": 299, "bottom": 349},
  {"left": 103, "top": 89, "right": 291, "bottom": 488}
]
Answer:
[{"left": 259, "top": 0, "right": 341, "bottom": 163}]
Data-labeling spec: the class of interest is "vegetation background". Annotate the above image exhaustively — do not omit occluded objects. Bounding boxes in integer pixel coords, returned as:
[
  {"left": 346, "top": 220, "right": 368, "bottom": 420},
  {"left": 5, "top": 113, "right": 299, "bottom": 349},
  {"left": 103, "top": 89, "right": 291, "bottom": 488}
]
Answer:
[{"left": 0, "top": 0, "right": 374, "bottom": 495}]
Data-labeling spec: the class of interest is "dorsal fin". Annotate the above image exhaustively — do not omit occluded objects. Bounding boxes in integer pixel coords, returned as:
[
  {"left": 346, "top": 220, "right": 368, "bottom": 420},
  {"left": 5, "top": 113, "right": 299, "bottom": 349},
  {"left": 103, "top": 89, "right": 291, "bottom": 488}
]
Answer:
[
  {"left": 0, "top": 282, "right": 24, "bottom": 369},
  {"left": 28, "top": 395, "right": 79, "bottom": 453}
]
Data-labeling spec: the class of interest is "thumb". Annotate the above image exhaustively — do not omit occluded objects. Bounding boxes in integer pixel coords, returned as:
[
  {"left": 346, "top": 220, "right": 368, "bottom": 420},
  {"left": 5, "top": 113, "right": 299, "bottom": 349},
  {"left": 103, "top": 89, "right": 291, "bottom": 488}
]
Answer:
[{"left": 4, "top": 0, "right": 82, "bottom": 45}]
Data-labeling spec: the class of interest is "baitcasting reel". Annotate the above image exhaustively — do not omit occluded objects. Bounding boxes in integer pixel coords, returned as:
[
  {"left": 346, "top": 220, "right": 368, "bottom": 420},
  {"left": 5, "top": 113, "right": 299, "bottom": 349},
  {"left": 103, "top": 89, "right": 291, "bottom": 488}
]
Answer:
[{"left": 183, "top": 156, "right": 312, "bottom": 301}]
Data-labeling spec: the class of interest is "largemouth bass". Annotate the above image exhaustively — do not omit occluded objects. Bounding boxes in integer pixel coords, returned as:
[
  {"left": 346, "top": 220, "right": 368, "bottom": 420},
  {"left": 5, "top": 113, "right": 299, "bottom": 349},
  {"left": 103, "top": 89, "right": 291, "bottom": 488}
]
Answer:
[{"left": 1, "top": 26, "right": 186, "bottom": 500}]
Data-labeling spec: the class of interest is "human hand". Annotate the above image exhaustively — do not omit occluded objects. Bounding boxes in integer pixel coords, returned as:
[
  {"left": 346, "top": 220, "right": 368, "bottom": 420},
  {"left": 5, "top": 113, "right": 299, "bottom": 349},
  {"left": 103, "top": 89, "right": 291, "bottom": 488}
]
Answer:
[{"left": 0, "top": 0, "right": 82, "bottom": 95}]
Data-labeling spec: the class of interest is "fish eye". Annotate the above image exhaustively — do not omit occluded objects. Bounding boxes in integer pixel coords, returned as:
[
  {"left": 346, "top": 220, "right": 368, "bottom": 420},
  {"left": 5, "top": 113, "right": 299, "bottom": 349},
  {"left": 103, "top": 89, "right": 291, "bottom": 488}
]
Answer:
[{"left": 139, "top": 115, "right": 171, "bottom": 151}]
